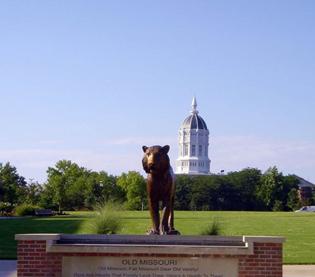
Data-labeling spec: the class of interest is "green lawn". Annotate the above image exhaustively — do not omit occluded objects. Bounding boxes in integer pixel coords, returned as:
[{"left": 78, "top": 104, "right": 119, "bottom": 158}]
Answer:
[{"left": 0, "top": 211, "right": 314, "bottom": 264}]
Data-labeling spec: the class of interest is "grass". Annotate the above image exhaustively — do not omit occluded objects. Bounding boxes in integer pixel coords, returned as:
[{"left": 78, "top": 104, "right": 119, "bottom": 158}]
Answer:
[
  {"left": 0, "top": 211, "right": 315, "bottom": 264},
  {"left": 80, "top": 203, "right": 123, "bottom": 234},
  {"left": 199, "top": 217, "right": 222, "bottom": 235}
]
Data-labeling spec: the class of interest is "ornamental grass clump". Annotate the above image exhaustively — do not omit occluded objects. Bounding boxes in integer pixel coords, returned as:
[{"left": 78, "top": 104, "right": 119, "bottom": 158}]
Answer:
[
  {"left": 200, "top": 217, "right": 223, "bottom": 236},
  {"left": 81, "top": 202, "right": 123, "bottom": 234}
]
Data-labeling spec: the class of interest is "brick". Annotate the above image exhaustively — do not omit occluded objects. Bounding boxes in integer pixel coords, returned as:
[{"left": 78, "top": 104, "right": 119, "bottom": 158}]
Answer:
[{"left": 17, "top": 239, "right": 284, "bottom": 277}]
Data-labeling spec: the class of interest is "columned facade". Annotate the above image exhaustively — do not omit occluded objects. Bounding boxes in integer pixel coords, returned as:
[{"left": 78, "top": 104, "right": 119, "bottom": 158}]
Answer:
[{"left": 176, "top": 97, "right": 210, "bottom": 174}]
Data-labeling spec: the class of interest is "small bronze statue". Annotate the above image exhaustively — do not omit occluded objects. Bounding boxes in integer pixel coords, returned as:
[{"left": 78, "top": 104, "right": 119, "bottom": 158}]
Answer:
[{"left": 142, "top": 145, "right": 180, "bottom": 235}]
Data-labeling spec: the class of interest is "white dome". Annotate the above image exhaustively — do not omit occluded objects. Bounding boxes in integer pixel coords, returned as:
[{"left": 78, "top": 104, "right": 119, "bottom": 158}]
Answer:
[
  {"left": 181, "top": 114, "right": 208, "bottom": 130},
  {"left": 176, "top": 97, "right": 211, "bottom": 175}
]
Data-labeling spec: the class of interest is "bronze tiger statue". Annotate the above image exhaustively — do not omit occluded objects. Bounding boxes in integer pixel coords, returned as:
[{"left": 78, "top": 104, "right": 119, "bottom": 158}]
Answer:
[{"left": 142, "top": 145, "right": 180, "bottom": 235}]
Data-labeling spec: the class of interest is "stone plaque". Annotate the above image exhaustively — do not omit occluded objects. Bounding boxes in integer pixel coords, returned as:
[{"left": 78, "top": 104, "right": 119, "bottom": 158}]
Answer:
[{"left": 62, "top": 256, "right": 238, "bottom": 277}]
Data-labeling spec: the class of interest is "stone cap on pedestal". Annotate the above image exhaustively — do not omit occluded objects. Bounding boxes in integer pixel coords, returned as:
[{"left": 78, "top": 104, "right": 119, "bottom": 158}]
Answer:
[
  {"left": 15, "top": 233, "right": 61, "bottom": 241},
  {"left": 15, "top": 233, "right": 285, "bottom": 256}
]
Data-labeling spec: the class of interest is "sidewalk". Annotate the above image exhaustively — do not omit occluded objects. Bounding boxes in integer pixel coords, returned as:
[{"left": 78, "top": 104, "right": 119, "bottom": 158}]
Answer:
[
  {"left": 0, "top": 260, "right": 315, "bottom": 277},
  {"left": 0, "top": 260, "right": 16, "bottom": 277},
  {"left": 283, "top": 265, "right": 315, "bottom": 277}
]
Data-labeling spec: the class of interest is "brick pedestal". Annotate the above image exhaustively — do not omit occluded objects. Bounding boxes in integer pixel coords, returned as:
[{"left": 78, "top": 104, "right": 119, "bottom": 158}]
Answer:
[{"left": 15, "top": 234, "right": 284, "bottom": 277}]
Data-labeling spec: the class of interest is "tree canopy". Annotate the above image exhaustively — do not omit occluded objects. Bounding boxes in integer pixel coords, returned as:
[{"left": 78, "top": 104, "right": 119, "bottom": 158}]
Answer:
[
  {"left": 0, "top": 162, "right": 26, "bottom": 206},
  {"left": 0, "top": 160, "right": 307, "bottom": 212}
]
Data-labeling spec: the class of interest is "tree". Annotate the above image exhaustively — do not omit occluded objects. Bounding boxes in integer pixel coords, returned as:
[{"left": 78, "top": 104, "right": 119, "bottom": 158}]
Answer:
[
  {"left": 272, "top": 200, "right": 284, "bottom": 211},
  {"left": 39, "top": 182, "right": 57, "bottom": 210},
  {"left": 281, "top": 175, "right": 300, "bottom": 210},
  {"left": 256, "top": 167, "right": 282, "bottom": 210},
  {"left": 46, "top": 160, "right": 87, "bottom": 213},
  {"left": 174, "top": 175, "right": 192, "bottom": 210},
  {"left": 84, "top": 171, "right": 122, "bottom": 208},
  {"left": 23, "top": 181, "right": 43, "bottom": 205},
  {"left": 117, "top": 171, "right": 146, "bottom": 210},
  {"left": 216, "top": 176, "right": 240, "bottom": 210},
  {"left": 256, "top": 167, "right": 300, "bottom": 211},
  {"left": 227, "top": 168, "right": 262, "bottom": 210},
  {"left": 287, "top": 188, "right": 301, "bottom": 211},
  {"left": 190, "top": 176, "right": 219, "bottom": 211},
  {"left": 0, "top": 162, "right": 26, "bottom": 206}
]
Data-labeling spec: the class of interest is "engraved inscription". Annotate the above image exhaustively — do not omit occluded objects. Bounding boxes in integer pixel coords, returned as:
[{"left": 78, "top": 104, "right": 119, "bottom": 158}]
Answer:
[{"left": 62, "top": 256, "right": 238, "bottom": 277}]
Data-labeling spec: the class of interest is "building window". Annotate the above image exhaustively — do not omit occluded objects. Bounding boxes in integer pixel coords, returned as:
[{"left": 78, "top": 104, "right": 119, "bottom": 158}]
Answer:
[
  {"left": 184, "top": 144, "right": 188, "bottom": 156},
  {"left": 198, "top": 145, "right": 202, "bottom": 156},
  {"left": 191, "top": 145, "right": 196, "bottom": 156}
]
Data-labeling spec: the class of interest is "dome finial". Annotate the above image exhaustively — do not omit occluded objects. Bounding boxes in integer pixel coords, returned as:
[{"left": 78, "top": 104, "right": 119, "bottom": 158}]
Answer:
[{"left": 191, "top": 96, "right": 198, "bottom": 114}]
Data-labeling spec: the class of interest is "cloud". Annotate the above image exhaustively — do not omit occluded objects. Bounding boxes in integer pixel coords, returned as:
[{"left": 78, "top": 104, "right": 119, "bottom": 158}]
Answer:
[
  {"left": 99, "top": 136, "right": 177, "bottom": 146},
  {"left": 1, "top": 135, "right": 314, "bottom": 183},
  {"left": 38, "top": 139, "right": 63, "bottom": 145},
  {"left": 211, "top": 135, "right": 315, "bottom": 181}
]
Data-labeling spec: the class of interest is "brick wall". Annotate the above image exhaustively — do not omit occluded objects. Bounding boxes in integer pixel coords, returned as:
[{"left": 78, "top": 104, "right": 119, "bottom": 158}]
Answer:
[
  {"left": 238, "top": 243, "right": 283, "bottom": 277},
  {"left": 16, "top": 237, "right": 283, "bottom": 277},
  {"left": 17, "top": 240, "right": 62, "bottom": 276}
]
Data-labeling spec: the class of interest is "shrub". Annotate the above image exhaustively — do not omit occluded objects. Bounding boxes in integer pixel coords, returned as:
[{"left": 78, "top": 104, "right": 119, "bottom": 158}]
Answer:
[
  {"left": 80, "top": 202, "right": 123, "bottom": 234},
  {"left": 14, "top": 204, "right": 40, "bottom": 216},
  {"left": 272, "top": 200, "right": 284, "bottom": 211},
  {"left": 200, "top": 218, "right": 222, "bottom": 236}
]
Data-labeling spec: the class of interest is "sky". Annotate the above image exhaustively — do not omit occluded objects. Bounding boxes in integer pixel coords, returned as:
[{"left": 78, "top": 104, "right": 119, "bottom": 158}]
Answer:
[{"left": 0, "top": 1, "right": 315, "bottom": 183}]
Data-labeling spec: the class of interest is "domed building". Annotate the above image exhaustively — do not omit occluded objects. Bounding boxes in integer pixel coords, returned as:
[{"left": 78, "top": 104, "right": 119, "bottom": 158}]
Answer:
[{"left": 176, "top": 97, "right": 211, "bottom": 174}]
